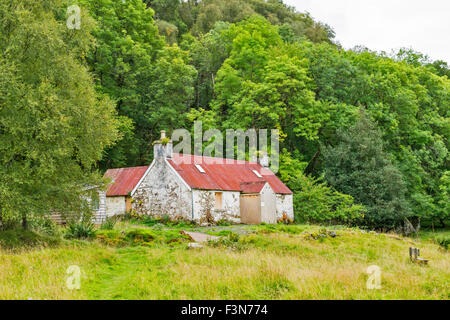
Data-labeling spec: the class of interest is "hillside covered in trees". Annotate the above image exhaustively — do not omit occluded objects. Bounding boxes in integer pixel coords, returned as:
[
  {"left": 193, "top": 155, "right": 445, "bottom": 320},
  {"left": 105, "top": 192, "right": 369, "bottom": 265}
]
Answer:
[{"left": 0, "top": 0, "right": 448, "bottom": 233}]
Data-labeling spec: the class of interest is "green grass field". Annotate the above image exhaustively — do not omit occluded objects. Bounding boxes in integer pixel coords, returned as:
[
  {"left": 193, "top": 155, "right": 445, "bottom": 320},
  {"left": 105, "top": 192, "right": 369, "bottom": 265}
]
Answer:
[{"left": 0, "top": 222, "right": 448, "bottom": 300}]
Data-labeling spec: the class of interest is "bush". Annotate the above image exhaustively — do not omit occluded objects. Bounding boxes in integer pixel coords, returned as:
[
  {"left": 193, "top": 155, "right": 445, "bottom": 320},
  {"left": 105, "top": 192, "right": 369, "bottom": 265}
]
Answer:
[
  {"left": 135, "top": 215, "right": 194, "bottom": 229},
  {"left": 208, "top": 232, "right": 244, "bottom": 250},
  {"left": 217, "top": 220, "right": 232, "bottom": 227},
  {"left": 96, "top": 230, "right": 126, "bottom": 247},
  {"left": 96, "top": 228, "right": 190, "bottom": 247},
  {"left": 434, "top": 235, "right": 449, "bottom": 250},
  {"left": 0, "top": 229, "right": 61, "bottom": 250},
  {"left": 29, "top": 217, "right": 60, "bottom": 236},
  {"left": 278, "top": 151, "right": 365, "bottom": 226},
  {"left": 100, "top": 217, "right": 117, "bottom": 230},
  {"left": 65, "top": 221, "right": 96, "bottom": 239},
  {"left": 0, "top": 216, "right": 21, "bottom": 231},
  {"left": 125, "top": 229, "right": 156, "bottom": 243},
  {"left": 321, "top": 111, "right": 412, "bottom": 230},
  {"left": 256, "top": 224, "right": 307, "bottom": 235}
]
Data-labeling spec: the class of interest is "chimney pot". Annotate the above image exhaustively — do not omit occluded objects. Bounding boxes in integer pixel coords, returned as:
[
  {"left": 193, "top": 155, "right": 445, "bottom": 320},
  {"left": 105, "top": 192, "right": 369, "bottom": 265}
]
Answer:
[
  {"left": 154, "top": 130, "right": 172, "bottom": 160},
  {"left": 258, "top": 151, "right": 269, "bottom": 168}
]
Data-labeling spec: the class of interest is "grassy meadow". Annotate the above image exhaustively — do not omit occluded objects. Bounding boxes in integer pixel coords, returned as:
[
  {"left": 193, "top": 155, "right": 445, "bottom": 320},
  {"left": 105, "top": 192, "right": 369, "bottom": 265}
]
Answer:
[{"left": 0, "top": 222, "right": 448, "bottom": 300}]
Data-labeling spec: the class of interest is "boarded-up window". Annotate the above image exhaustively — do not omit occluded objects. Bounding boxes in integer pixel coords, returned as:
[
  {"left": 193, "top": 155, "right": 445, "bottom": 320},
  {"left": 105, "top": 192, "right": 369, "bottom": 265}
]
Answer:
[{"left": 215, "top": 192, "right": 223, "bottom": 210}]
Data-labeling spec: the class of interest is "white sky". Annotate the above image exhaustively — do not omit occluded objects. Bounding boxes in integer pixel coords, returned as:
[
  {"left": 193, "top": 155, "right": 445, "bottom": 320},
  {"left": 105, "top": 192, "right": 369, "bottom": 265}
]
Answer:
[{"left": 283, "top": 0, "right": 450, "bottom": 63}]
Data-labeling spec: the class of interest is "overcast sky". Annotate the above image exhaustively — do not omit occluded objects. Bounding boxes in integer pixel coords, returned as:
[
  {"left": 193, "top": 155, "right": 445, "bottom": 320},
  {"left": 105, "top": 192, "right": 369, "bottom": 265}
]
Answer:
[{"left": 283, "top": 0, "right": 450, "bottom": 63}]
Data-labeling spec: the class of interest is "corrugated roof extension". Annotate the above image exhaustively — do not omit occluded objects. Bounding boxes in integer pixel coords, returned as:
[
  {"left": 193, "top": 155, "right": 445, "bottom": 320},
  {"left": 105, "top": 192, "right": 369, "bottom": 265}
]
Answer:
[
  {"left": 167, "top": 154, "right": 292, "bottom": 195},
  {"left": 104, "top": 166, "right": 149, "bottom": 196}
]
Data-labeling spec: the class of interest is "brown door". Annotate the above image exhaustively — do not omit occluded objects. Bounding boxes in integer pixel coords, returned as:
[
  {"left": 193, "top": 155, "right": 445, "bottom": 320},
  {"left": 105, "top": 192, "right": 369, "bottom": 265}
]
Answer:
[{"left": 240, "top": 194, "right": 261, "bottom": 224}]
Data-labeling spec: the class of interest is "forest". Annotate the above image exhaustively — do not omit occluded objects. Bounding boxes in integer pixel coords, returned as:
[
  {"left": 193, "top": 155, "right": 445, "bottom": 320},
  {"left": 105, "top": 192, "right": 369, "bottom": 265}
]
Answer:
[{"left": 0, "top": 0, "right": 449, "bottom": 233}]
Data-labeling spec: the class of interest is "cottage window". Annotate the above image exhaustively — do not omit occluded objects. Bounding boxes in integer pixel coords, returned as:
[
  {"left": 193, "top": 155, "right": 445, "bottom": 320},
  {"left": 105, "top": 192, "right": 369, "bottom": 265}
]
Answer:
[
  {"left": 195, "top": 164, "right": 206, "bottom": 173},
  {"left": 215, "top": 192, "right": 223, "bottom": 210},
  {"left": 252, "top": 170, "right": 263, "bottom": 178}
]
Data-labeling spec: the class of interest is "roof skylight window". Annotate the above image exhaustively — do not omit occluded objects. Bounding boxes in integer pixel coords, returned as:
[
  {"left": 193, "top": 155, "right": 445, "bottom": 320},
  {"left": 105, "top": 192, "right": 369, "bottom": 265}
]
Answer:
[
  {"left": 252, "top": 170, "right": 263, "bottom": 178},
  {"left": 195, "top": 164, "right": 206, "bottom": 173}
]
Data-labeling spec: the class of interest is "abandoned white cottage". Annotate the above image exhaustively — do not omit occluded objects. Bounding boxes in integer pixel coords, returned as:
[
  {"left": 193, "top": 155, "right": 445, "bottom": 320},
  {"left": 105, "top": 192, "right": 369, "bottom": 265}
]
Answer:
[{"left": 103, "top": 133, "right": 294, "bottom": 225}]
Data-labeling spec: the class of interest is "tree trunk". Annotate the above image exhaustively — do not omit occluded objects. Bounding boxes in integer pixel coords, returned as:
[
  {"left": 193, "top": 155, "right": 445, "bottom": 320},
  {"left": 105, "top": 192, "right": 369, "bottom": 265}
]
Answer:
[
  {"left": 0, "top": 207, "right": 3, "bottom": 229},
  {"left": 22, "top": 214, "right": 28, "bottom": 230}
]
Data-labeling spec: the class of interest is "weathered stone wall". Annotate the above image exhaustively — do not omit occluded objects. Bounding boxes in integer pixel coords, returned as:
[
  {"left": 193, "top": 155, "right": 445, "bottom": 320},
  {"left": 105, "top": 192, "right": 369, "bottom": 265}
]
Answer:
[
  {"left": 105, "top": 196, "right": 126, "bottom": 217},
  {"left": 132, "top": 159, "right": 193, "bottom": 221},
  {"left": 193, "top": 190, "right": 241, "bottom": 225},
  {"left": 276, "top": 194, "right": 294, "bottom": 221},
  {"left": 260, "top": 184, "right": 277, "bottom": 224}
]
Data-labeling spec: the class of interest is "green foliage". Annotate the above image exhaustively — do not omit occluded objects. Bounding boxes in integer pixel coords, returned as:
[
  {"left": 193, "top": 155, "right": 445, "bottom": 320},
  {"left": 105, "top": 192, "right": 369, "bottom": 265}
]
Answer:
[
  {"left": 1, "top": 0, "right": 448, "bottom": 234},
  {"left": 433, "top": 235, "right": 449, "bottom": 250},
  {"left": 100, "top": 217, "right": 118, "bottom": 231},
  {"left": 436, "top": 172, "right": 450, "bottom": 226},
  {"left": 208, "top": 231, "right": 243, "bottom": 250},
  {"left": 96, "top": 228, "right": 190, "bottom": 247},
  {"left": 322, "top": 111, "right": 412, "bottom": 230},
  {"left": 0, "top": 0, "right": 119, "bottom": 222},
  {"left": 81, "top": 0, "right": 197, "bottom": 166},
  {"left": 146, "top": 0, "right": 335, "bottom": 44},
  {"left": 125, "top": 229, "right": 156, "bottom": 243},
  {"left": 96, "top": 229, "right": 127, "bottom": 247},
  {"left": 0, "top": 229, "right": 61, "bottom": 250},
  {"left": 29, "top": 217, "right": 60, "bottom": 237},
  {"left": 65, "top": 221, "right": 96, "bottom": 240},
  {"left": 278, "top": 152, "right": 365, "bottom": 224},
  {"left": 255, "top": 224, "right": 308, "bottom": 235}
]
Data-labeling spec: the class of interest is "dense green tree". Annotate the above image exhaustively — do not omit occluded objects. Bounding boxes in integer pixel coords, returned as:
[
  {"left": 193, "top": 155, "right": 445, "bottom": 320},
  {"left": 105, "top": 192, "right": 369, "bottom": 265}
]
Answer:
[
  {"left": 209, "top": 16, "right": 330, "bottom": 162},
  {"left": 0, "top": 0, "right": 119, "bottom": 226},
  {"left": 146, "top": 0, "right": 335, "bottom": 44},
  {"left": 82, "top": 0, "right": 196, "bottom": 167},
  {"left": 180, "top": 22, "right": 231, "bottom": 108},
  {"left": 278, "top": 152, "right": 364, "bottom": 224},
  {"left": 322, "top": 111, "right": 412, "bottom": 230},
  {"left": 2, "top": 0, "right": 447, "bottom": 231}
]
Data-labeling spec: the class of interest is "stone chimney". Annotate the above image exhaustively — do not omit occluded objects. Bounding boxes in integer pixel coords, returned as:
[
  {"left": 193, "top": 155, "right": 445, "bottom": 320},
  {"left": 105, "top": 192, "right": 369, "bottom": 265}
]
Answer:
[
  {"left": 153, "top": 130, "right": 173, "bottom": 159},
  {"left": 252, "top": 151, "right": 269, "bottom": 168}
]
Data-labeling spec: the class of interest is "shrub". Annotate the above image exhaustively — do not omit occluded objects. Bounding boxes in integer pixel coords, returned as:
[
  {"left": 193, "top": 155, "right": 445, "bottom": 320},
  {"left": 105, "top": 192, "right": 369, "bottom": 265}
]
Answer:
[
  {"left": 322, "top": 111, "right": 412, "bottom": 230},
  {"left": 136, "top": 215, "right": 194, "bottom": 229},
  {"left": 0, "top": 216, "right": 21, "bottom": 231},
  {"left": 257, "top": 224, "right": 307, "bottom": 235},
  {"left": 100, "top": 217, "right": 117, "bottom": 230},
  {"left": 161, "top": 214, "right": 170, "bottom": 224},
  {"left": 65, "top": 221, "right": 96, "bottom": 239},
  {"left": 125, "top": 229, "right": 157, "bottom": 244},
  {"left": 278, "top": 151, "right": 365, "bottom": 225},
  {"left": 434, "top": 235, "right": 449, "bottom": 250},
  {"left": 140, "top": 216, "right": 160, "bottom": 226},
  {"left": 0, "top": 229, "right": 61, "bottom": 250},
  {"left": 208, "top": 232, "right": 244, "bottom": 250},
  {"left": 29, "top": 217, "right": 60, "bottom": 236},
  {"left": 217, "top": 220, "right": 232, "bottom": 227},
  {"left": 96, "top": 230, "right": 126, "bottom": 247},
  {"left": 97, "top": 228, "right": 190, "bottom": 247}
]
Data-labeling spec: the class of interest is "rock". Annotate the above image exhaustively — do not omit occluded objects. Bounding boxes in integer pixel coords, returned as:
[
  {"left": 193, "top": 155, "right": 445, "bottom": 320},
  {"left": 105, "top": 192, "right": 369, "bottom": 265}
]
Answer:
[
  {"left": 328, "top": 231, "right": 337, "bottom": 238},
  {"left": 188, "top": 243, "right": 203, "bottom": 249},
  {"left": 181, "top": 231, "right": 220, "bottom": 243}
]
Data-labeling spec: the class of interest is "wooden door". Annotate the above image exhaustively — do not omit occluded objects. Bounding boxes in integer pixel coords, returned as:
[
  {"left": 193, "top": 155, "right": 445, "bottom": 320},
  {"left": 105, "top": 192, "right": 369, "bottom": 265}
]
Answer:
[{"left": 240, "top": 194, "right": 261, "bottom": 224}]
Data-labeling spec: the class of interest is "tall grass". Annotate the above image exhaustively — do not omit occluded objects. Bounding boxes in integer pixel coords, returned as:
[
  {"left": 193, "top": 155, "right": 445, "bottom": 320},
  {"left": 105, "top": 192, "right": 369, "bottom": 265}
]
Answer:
[{"left": 0, "top": 225, "right": 448, "bottom": 300}]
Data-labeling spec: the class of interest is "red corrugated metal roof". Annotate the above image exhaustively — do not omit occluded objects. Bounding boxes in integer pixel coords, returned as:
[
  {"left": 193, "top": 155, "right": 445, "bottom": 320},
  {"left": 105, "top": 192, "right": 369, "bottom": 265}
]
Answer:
[
  {"left": 168, "top": 154, "right": 293, "bottom": 194},
  {"left": 240, "top": 181, "right": 267, "bottom": 194},
  {"left": 104, "top": 166, "right": 149, "bottom": 196}
]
